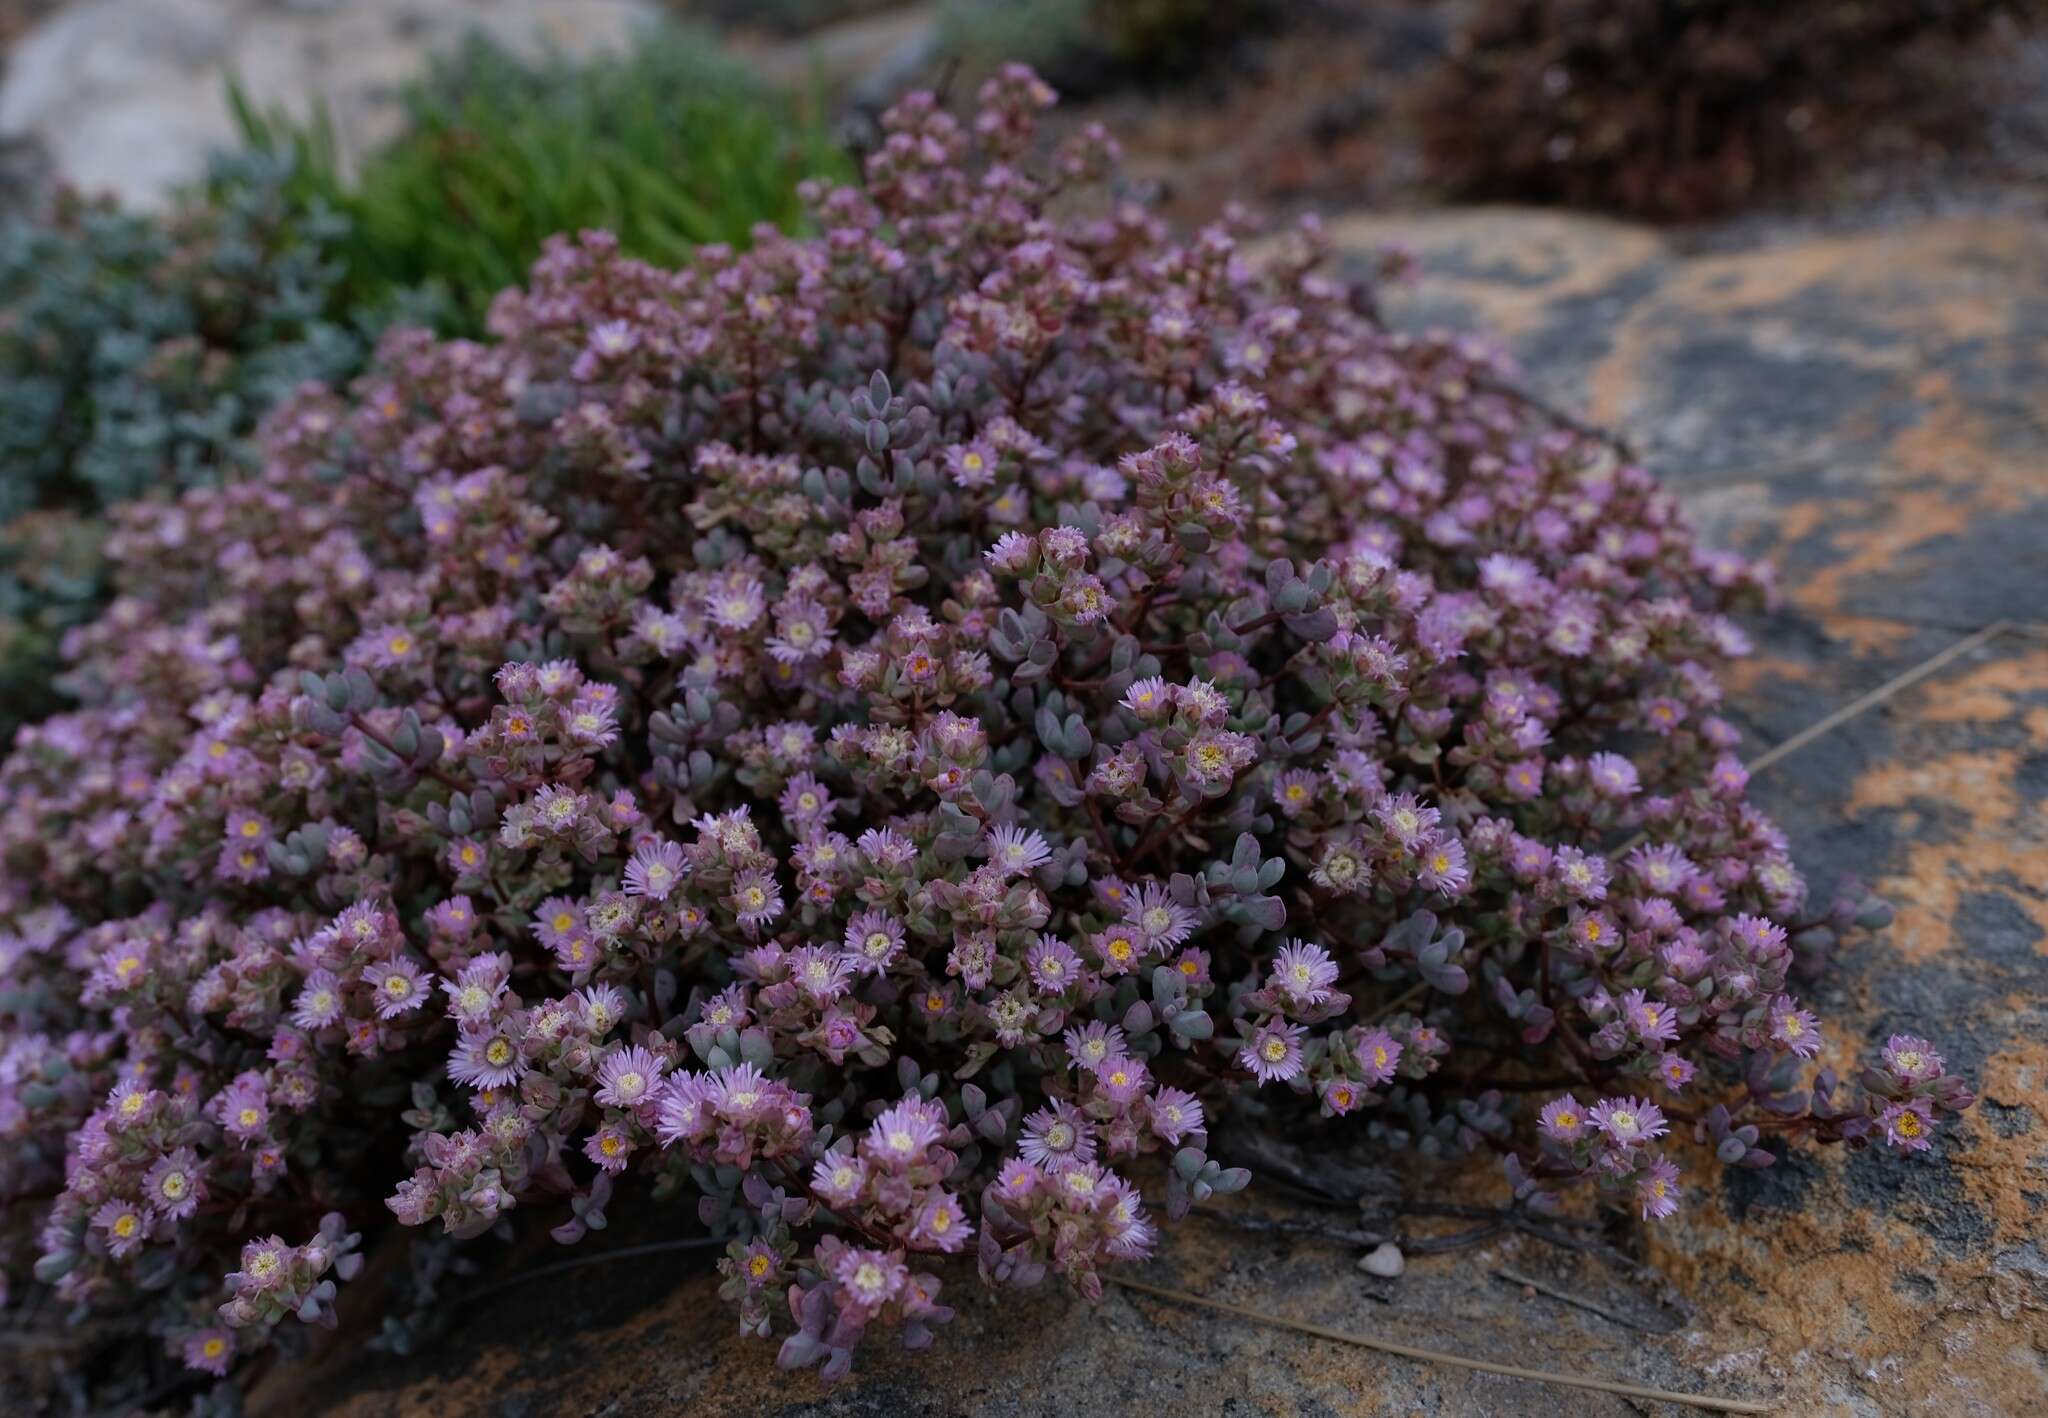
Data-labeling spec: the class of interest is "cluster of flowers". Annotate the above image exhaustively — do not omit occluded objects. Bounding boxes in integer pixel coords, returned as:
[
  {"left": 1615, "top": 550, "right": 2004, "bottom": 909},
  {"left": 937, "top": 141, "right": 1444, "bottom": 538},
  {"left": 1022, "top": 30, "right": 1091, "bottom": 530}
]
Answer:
[{"left": 0, "top": 65, "right": 1971, "bottom": 1397}]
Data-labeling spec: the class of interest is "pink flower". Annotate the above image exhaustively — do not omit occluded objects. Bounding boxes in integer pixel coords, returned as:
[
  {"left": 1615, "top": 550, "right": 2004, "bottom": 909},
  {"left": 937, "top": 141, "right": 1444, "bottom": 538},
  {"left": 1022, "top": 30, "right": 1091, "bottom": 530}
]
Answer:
[
  {"left": 830, "top": 1246, "right": 908, "bottom": 1316},
  {"left": 1635, "top": 1156, "right": 1681, "bottom": 1219},
  {"left": 1019, "top": 1101, "right": 1096, "bottom": 1173},
  {"left": 1242, "top": 1020, "right": 1307, "bottom": 1084},
  {"left": 1881, "top": 1099, "right": 1937, "bottom": 1153},
  {"left": 908, "top": 1190, "right": 973, "bottom": 1252},
  {"left": 595, "top": 1045, "right": 667, "bottom": 1110},
  {"left": 623, "top": 838, "right": 685, "bottom": 901},
  {"left": 1768, "top": 996, "right": 1822, "bottom": 1058},
  {"left": 1588, "top": 1096, "right": 1667, "bottom": 1148},
  {"left": 1271, "top": 940, "right": 1339, "bottom": 1007},
  {"left": 1538, "top": 1093, "right": 1588, "bottom": 1144}
]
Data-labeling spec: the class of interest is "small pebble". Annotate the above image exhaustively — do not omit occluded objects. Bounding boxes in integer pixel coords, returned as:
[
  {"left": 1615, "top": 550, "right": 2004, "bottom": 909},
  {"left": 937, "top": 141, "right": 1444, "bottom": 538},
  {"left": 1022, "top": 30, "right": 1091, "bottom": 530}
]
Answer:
[{"left": 1358, "top": 1242, "right": 1405, "bottom": 1278}]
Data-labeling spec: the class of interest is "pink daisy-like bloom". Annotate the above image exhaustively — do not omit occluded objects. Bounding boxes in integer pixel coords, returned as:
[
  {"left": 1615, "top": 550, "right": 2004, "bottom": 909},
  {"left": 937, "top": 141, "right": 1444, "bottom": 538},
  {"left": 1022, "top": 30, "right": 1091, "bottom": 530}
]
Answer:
[
  {"left": 729, "top": 868, "right": 784, "bottom": 931},
  {"left": 623, "top": 838, "right": 685, "bottom": 901},
  {"left": 1101, "top": 1175, "right": 1155, "bottom": 1259},
  {"left": 1881, "top": 1098, "right": 1937, "bottom": 1153},
  {"left": 1656, "top": 1054, "right": 1697, "bottom": 1091},
  {"left": 533, "top": 896, "right": 586, "bottom": 948},
  {"left": 1120, "top": 676, "right": 1172, "bottom": 720},
  {"left": 1095, "top": 1055, "right": 1150, "bottom": 1106},
  {"left": 909, "top": 1190, "right": 974, "bottom": 1253},
  {"left": 985, "top": 823, "right": 1054, "bottom": 878},
  {"left": 779, "top": 774, "right": 839, "bottom": 828},
  {"left": 766, "top": 597, "right": 835, "bottom": 663},
  {"left": 1881, "top": 1034, "right": 1944, "bottom": 1083},
  {"left": 1242, "top": 1019, "right": 1307, "bottom": 1084},
  {"left": 183, "top": 1327, "right": 235, "bottom": 1376},
  {"left": 1025, "top": 934, "right": 1083, "bottom": 995},
  {"left": 1417, "top": 835, "right": 1471, "bottom": 896},
  {"left": 1147, "top": 1087, "right": 1205, "bottom": 1144},
  {"left": 584, "top": 1122, "right": 635, "bottom": 1173},
  {"left": 442, "top": 963, "right": 505, "bottom": 1028},
  {"left": 1090, "top": 923, "right": 1145, "bottom": 976},
  {"left": 946, "top": 441, "right": 998, "bottom": 489},
  {"left": 578, "top": 983, "right": 628, "bottom": 1035},
  {"left": 1551, "top": 845, "right": 1609, "bottom": 902},
  {"left": 830, "top": 1245, "right": 908, "bottom": 1317},
  {"left": 1635, "top": 1156, "right": 1681, "bottom": 1220},
  {"left": 1019, "top": 1100, "right": 1096, "bottom": 1174},
  {"left": 595, "top": 1044, "right": 667, "bottom": 1110},
  {"left": 144, "top": 1148, "right": 205, "bottom": 1221},
  {"left": 93, "top": 1198, "right": 149, "bottom": 1258},
  {"left": 1588, "top": 1096, "right": 1667, "bottom": 1148},
  {"left": 448, "top": 1029, "right": 528, "bottom": 1090},
  {"left": 1320, "top": 1078, "right": 1363, "bottom": 1116},
  {"left": 217, "top": 1078, "right": 269, "bottom": 1143},
  {"left": 1628, "top": 843, "right": 1697, "bottom": 897},
  {"left": 1539, "top": 1093, "right": 1589, "bottom": 1144},
  {"left": 563, "top": 697, "right": 619, "bottom": 749},
  {"left": 1585, "top": 752, "right": 1640, "bottom": 798},
  {"left": 788, "top": 945, "right": 853, "bottom": 1004},
  {"left": 811, "top": 1149, "right": 868, "bottom": 1207},
  {"left": 1062, "top": 1020, "right": 1126, "bottom": 1073},
  {"left": 1621, "top": 989, "right": 1681, "bottom": 1046},
  {"left": 1125, "top": 884, "right": 1197, "bottom": 950},
  {"left": 1272, "top": 768, "right": 1319, "bottom": 818},
  {"left": 839, "top": 913, "right": 905, "bottom": 979},
  {"left": 653, "top": 1073, "right": 714, "bottom": 1146},
  {"left": 1270, "top": 939, "right": 1340, "bottom": 1008},
  {"left": 230, "top": 1235, "right": 292, "bottom": 1291},
  {"left": 290, "top": 969, "right": 345, "bottom": 1032},
  {"left": 1768, "top": 997, "right": 1822, "bottom": 1058},
  {"left": 1354, "top": 1027, "right": 1403, "bottom": 1086},
  {"left": 869, "top": 1097, "right": 945, "bottom": 1166},
  {"left": 711, "top": 1062, "right": 772, "bottom": 1123}
]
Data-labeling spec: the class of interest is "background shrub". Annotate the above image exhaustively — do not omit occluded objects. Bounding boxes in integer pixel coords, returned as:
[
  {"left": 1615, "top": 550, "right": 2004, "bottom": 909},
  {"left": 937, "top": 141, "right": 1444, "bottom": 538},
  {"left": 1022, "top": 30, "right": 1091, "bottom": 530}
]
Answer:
[
  {"left": 1417, "top": 0, "right": 2038, "bottom": 219},
  {"left": 236, "top": 29, "right": 854, "bottom": 326}
]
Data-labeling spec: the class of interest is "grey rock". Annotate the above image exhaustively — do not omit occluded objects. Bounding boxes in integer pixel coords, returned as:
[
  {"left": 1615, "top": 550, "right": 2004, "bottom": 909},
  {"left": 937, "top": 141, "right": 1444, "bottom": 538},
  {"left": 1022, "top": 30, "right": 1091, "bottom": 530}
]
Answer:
[{"left": 0, "top": 0, "right": 665, "bottom": 209}]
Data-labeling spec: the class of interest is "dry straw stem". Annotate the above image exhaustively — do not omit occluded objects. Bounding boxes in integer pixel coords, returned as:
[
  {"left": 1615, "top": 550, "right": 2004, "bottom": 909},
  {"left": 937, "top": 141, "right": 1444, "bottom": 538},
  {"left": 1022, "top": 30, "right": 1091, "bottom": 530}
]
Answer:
[{"left": 1108, "top": 1276, "right": 1771, "bottom": 1414}]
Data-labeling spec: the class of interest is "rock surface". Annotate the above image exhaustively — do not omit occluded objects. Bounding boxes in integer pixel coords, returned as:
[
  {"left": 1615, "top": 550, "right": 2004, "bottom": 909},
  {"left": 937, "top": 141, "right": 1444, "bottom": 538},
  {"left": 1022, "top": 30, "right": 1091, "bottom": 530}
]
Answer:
[
  {"left": 0, "top": 0, "right": 663, "bottom": 208},
  {"left": 241, "top": 203, "right": 2048, "bottom": 1416}
]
